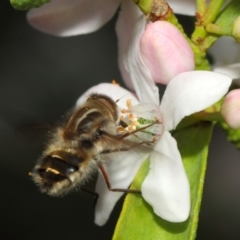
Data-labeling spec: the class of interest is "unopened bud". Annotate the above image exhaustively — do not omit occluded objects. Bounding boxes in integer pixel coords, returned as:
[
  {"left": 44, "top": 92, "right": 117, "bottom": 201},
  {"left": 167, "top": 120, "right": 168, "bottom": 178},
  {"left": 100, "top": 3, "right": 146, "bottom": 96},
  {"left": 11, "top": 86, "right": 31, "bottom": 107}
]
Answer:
[
  {"left": 221, "top": 89, "right": 240, "bottom": 129},
  {"left": 140, "top": 21, "right": 194, "bottom": 85}
]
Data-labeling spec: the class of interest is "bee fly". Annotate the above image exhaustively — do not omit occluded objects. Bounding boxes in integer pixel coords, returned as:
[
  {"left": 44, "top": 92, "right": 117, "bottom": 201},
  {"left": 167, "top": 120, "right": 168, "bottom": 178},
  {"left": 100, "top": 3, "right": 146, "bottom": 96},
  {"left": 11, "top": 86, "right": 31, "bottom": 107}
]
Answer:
[{"left": 31, "top": 93, "right": 160, "bottom": 197}]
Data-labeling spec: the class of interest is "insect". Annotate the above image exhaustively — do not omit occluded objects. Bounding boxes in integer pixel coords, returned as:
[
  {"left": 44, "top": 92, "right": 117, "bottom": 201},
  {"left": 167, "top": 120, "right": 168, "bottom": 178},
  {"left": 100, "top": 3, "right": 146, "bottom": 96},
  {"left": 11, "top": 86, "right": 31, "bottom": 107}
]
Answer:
[{"left": 31, "top": 93, "right": 160, "bottom": 197}]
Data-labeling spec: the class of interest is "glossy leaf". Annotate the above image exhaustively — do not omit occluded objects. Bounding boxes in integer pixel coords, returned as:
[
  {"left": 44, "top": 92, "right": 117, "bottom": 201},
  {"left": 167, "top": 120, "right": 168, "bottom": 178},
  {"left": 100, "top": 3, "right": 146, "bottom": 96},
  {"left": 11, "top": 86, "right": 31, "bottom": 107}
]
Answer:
[{"left": 113, "top": 122, "right": 213, "bottom": 240}]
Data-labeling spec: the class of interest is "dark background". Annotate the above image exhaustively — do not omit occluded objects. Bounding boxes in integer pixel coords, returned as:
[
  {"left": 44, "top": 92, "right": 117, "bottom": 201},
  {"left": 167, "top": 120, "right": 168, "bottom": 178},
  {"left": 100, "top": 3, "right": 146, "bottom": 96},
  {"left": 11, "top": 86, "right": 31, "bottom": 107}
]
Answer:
[{"left": 1, "top": 1, "right": 240, "bottom": 239}]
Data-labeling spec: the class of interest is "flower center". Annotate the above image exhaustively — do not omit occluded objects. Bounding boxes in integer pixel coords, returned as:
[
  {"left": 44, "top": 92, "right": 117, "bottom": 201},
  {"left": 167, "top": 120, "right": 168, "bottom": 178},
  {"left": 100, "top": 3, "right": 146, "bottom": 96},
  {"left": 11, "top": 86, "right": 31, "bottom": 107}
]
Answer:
[{"left": 117, "top": 98, "right": 163, "bottom": 143}]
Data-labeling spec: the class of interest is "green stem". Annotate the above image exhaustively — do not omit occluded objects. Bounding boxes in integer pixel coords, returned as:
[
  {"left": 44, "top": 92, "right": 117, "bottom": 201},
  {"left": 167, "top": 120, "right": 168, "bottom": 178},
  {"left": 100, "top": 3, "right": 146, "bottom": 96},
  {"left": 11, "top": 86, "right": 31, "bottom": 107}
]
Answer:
[
  {"left": 168, "top": 14, "right": 211, "bottom": 69},
  {"left": 133, "top": 0, "right": 152, "bottom": 15},
  {"left": 201, "top": 0, "right": 226, "bottom": 25},
  {"left": 196, "top": 0, "right": 207, "bottom": 16},
  {"left": 191, "top": 0, "right": 226, "bottom": 48},
  {"left": 201, "top": 34, "right": 218, "bottom": 51},
  {"left": 206, "top": 23, "right": 232, "bottom": 35}
]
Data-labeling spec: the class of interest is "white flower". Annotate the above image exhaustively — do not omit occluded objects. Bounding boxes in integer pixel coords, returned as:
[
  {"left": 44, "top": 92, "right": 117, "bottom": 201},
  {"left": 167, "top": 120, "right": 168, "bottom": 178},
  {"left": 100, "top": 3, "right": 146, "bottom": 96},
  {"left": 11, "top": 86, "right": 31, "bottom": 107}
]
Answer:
[
  {"left": 77, "top": 13, "right": 232, "bottom": 222},
  {"left": 115, "top": 3, "right": 232, "bottom": 224},
  {"left": 28, "top": 0, "right": 232, "bottom": 226},
  {"left": 85, "top": 1, "right": 231, "bottom": 224},
  {"left": 77, "top": 68, "right": 231, "bottom": 226}
]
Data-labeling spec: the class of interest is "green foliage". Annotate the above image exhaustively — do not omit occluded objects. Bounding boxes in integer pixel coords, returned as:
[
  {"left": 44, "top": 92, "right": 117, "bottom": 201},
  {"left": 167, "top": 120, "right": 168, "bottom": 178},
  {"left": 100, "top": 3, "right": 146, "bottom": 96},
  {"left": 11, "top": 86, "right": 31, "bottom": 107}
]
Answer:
[
  {"left": 220, "top": 122, "right": 240, "bottom": 149},
  {"left": 205, "top": 0, "right": 240, "bottom": 38},
  {"left": 113, "top": 122, "right": 213, "bottom": 240},
  {"left": 10, "top": 0, "right": 50, "bottom": 10}
]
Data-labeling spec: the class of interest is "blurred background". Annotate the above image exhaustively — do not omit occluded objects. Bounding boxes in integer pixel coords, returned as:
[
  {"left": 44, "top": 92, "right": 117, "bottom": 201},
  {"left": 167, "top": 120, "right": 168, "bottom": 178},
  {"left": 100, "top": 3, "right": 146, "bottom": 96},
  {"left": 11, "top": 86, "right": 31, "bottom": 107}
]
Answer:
[{"left": 1, "top": 1, "right": 240, "bottom": 239}]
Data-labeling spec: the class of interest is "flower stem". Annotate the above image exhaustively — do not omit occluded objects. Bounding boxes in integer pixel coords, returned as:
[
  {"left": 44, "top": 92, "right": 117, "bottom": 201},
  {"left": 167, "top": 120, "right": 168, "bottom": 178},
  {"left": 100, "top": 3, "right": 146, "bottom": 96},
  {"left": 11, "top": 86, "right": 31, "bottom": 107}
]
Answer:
[
  {"left": 196, "top": 0, "right": 207, "bottom": 16},
  {"left": 133, "top": 0, "right": 152, "bottom": 15},
  {"left": 201, "top": 0, "right": 226, "bottom": 25},
  {"left": 205, "top": 24, "right": 232, "bottom": 36},
  {"left": 191, "top": 0, "right": 226, "bottom": 48}
]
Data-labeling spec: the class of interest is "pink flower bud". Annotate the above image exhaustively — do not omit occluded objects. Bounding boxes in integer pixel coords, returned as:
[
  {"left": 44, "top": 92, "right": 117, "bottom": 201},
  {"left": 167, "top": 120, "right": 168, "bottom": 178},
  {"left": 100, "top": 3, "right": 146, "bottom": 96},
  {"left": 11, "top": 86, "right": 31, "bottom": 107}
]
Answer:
[
  {"left": 221, "top": 89, "right": 240, "bottom": 129},
  {"left": 140, "top": 21, "right": 194, "bottom": 85}
]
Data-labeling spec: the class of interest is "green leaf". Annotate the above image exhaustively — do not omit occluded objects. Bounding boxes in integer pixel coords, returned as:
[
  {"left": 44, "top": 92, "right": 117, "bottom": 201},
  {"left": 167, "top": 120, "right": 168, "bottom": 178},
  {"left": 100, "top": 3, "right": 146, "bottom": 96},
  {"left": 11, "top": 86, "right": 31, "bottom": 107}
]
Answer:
[
  {"left": 113, "top": 122, "right": 213, "bottom": 240},
  {"left": 10, "top": 0, "right": 50, "bottom": 10}
]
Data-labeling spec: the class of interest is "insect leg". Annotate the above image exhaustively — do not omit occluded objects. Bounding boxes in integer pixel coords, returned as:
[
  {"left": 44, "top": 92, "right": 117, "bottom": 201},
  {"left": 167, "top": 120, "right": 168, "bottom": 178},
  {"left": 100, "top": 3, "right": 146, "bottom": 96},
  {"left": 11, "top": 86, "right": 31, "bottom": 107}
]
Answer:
[
  {"left": 118, "top": 119, "right": 160, "bottom": 140},
  {"left": 97, "top": 163, "right": 141, "bottom": 194},
  {"left": 100, "top": 137, "right": 157, "bottom": 154}
]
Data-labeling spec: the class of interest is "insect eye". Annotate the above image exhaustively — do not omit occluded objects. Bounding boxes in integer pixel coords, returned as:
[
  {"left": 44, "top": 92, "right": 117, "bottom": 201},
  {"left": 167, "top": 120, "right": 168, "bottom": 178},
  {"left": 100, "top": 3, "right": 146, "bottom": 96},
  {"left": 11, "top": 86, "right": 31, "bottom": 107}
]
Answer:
[{"left": 81, "top": 140, "right": 93, "bottom": 149}]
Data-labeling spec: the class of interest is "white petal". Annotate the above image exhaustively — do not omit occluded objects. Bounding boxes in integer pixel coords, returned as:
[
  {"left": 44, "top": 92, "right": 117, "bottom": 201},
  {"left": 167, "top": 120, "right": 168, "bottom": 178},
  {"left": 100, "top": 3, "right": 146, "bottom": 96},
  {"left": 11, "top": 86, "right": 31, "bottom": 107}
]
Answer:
[
  {"left": 214, "top": 63, "right": 240, "bottom": 80},
  {"left": 123, "top": 14, "right": 160, "bottom": 104},
  {"left": 116, "top": 0, "right": 142, "bottom": 90},
  {"left": 76, "top": 83, "right": 139, "bottom": 109},
  {"left": 142, "top": 131, "right": 190, "bottom": 222},
  {"left": 27, "top": 0, "right": 120, "bottom": 36},
  {"left": 94, "top": 149, "right": 149, "bottom": 226},
  {"left": 167, "top": 0, "right": 196, "bottom": 16},
  {"left": 160, "top": 71, "right": 232, "bottom": 130},
  {"left": 208, "top": 36, "right": 240, "bottom": 66}
]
